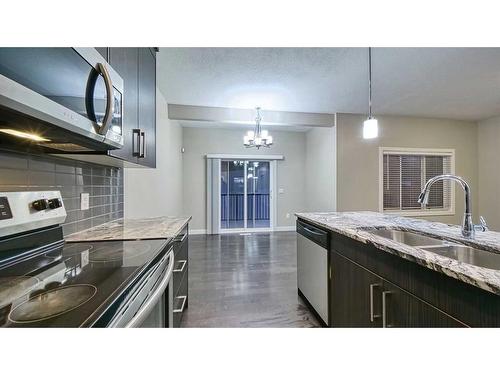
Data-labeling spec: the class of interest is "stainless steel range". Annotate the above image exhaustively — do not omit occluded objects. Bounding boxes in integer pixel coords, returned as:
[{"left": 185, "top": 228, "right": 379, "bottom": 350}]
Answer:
[{"left": 0, "top": 191, "right": 174, "bottom": 327}]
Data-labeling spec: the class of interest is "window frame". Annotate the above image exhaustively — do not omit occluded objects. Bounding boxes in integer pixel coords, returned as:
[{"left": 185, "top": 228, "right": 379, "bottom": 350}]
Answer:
[{"left": 378, "top": 147, "right": 456, "bottom": 217}]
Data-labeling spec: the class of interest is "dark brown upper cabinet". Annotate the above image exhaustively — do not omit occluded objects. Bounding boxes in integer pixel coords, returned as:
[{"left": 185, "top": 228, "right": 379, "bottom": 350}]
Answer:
[
  {"left": 108, "top": 48, "right": 139, "bottom": 164},
  {"left": 137, "top": 48, "right": 156, "bottom": 168},
  {"left": 94, "top": 47, "right": 156, "bottom": 168}
]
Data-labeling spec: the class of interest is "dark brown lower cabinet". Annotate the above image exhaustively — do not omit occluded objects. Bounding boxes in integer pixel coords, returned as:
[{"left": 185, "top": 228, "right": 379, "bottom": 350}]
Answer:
[
  {"left": 330, "top": 249, "right": 467, "bottom": 328},
  {"left": 331, "top": 251, "right": 382, "bottom": 327},
  {"left": 380, "top": 279, "right": 466, "bottom": 328}
]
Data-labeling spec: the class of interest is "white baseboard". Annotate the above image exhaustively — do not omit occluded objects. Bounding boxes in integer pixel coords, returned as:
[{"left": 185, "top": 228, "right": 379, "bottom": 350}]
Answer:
[
  {"left": 190, "top": 226, "right": 295, "bottom": 235},
  {"left": 273, "top": 226, "right": 296, "bottom": 232},
  {"left": 189, "top": 228, "right": 207, "bottom": 235}
]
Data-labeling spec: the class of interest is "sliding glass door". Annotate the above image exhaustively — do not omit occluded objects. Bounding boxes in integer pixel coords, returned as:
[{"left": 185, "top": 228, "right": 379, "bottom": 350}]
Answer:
[
  {"left": 221, "top": 160, "right": 245, "bottom": 229},
  {"left": 246, "top": 161, "right": 270, "bottom": 228},
  {"left": 220, "top": 160, "right": 271, "bottom": 231}
]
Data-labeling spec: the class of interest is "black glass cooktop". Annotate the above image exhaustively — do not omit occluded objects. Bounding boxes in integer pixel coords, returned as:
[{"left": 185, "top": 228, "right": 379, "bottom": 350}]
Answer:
[{"left": 0, "top": 239, "right": 169, "bottom": 327}]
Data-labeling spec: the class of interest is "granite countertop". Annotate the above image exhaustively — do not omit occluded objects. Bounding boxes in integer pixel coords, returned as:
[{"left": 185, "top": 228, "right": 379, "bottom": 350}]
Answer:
[
  {"left": 65, "top": 216, "right": 192, "bottom": 242},
  {"left": 296, "top": 211, "right": 500, "bottom": 296}
]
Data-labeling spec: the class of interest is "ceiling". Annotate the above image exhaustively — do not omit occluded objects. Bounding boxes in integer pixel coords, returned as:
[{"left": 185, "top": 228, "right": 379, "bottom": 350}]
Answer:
[{"left": 157, "top": 48, "right": 500, "bottom": 122}]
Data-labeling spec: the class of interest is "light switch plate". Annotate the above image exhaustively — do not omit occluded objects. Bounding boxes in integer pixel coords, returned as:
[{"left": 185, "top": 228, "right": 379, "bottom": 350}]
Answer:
[
  {"left": 80, "top": 193, "right": 90, "bottom": 210},
  {"left": 278, "top": 188, "right": 284, "bottom": 194}
]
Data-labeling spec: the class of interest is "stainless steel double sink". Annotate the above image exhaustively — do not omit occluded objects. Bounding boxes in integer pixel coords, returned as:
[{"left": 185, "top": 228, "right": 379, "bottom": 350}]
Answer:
[{"left": 367, "top": 229, "right": 500, "bottom": 270}]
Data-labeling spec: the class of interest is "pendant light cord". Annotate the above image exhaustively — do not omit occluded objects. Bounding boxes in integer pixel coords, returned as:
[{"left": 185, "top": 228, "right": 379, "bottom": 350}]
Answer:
[
  {"left": 368, "top": 47, "right": 372, "bottom": 119},
  {"left": 255, "top": 107, "right": 261, "bottom": 135}
]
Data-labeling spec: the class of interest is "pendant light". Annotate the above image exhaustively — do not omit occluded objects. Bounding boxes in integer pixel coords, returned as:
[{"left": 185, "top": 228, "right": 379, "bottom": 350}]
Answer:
[
  {"left": 243, "top": 107, "right": 273, "bottom": 148},
  {"left": 363, "top": 47, "right": 378, "bottom": 139}
]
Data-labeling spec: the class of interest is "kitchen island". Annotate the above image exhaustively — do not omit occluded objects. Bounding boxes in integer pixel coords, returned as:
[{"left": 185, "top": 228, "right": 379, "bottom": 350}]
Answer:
[{"left": 296, "top": 211, "right": 500, "bottom": 327}]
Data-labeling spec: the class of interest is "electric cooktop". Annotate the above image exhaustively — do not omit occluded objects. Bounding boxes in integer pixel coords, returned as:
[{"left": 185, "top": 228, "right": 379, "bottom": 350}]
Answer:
[{"left": 0, "top": 238, "right": 170, "bottom": 327}]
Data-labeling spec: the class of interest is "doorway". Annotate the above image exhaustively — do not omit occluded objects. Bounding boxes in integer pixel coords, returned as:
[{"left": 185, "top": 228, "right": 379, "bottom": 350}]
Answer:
[{"left": 220, "top": 160, "right": 273, "bottom": 232}]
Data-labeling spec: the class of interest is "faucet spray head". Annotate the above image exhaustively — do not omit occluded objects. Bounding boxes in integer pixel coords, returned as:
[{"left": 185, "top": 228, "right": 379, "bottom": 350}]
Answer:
[{"left": 417, "top": 191, "right": 429, "bottom": 205}]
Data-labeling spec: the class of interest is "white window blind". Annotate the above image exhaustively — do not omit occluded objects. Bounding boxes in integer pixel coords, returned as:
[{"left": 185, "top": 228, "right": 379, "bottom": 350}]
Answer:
[{"left": 381, "top": 149, "right": 454, "bottom": 214}]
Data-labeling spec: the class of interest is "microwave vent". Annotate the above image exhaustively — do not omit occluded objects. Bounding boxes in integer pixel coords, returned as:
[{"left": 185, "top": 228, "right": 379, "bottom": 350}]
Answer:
[{"left": 39, "top": 143, "right": 94, "bottom": 152}]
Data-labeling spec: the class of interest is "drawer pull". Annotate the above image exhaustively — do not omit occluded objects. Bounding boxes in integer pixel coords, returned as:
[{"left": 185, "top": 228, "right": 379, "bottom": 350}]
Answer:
[
  {"left": 382, "top": 290, "right": 393, "bottom": 328},
  {"left": 173, "top": 295, "right": 187, "bottom": 313},
  {"left": 174, "top": 233, "right": 187, "bottom": 243},
  {"left": 369, "top": 283, "right": 381, "bottom": 322},
  {"left": 173, "top": 260, "right": 187, "bottom": 273}
]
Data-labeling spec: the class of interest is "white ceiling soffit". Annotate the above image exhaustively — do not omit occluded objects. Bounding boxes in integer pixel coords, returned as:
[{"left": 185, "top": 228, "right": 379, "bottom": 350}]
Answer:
[
  {"left": 168, "top": 104, "right": 335, "bottom": 128},
  {"left": 158, "top": 47, "right": 500, "bottom": 122},
  {"left": 179, "top": 120, "right": 311, "bottom": 132}
]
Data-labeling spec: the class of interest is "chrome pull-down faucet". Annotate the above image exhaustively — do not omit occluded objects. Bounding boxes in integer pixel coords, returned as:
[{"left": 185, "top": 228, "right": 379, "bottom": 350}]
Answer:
[{"left": 417, "top": 174, "right": 487, "bottom": 238}]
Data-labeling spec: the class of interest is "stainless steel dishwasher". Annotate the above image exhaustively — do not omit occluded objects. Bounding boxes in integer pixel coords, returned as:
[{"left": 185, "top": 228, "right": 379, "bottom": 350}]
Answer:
[{"left": 297, "top": 220, "right": 329, "bottom": 326}]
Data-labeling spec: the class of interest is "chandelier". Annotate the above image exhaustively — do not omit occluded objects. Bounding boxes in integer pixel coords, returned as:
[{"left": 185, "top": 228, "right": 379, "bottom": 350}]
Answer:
[{"left": 243, "top": 107, "right": 273, "bottom": 148}]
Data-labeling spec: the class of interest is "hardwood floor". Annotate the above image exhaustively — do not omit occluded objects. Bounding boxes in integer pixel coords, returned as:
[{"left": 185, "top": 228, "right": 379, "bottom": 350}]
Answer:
[{"left": 181, "top": 231, "right": 321, "bottom": 328}]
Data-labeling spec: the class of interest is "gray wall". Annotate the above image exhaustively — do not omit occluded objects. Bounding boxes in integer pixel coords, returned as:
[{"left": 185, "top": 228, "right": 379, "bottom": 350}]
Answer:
[
  {"left": 478, "top": 116, "right": 500, "bottom": 231},
  {"left": 304, "top": 127, "right": 336, "bottom": 212},
  {"left": 336, "top": 113, "right": 478, "bottom": 225},
  {"left": 0, "top": 149, "right": 123, "bottom": 236},
  {"left": 124, "top": 88, "right": 184, "bottom": 219},
  {"left": 182, "top": 127, "right": 306, "bottom": 231}
]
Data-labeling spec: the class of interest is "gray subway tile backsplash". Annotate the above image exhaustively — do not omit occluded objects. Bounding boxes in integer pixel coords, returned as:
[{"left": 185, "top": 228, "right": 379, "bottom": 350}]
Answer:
[{"left": 0, "top": 149, "right": 124, "bottom": 237}]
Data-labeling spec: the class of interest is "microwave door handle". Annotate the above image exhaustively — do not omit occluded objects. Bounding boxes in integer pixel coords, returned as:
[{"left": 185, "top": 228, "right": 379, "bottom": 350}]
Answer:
[
  {"left": 96, "top": 62, "right": 114, "bottom": 135},
  {"left": 125, "top": 250, "right": 175, "bottom": 328}
]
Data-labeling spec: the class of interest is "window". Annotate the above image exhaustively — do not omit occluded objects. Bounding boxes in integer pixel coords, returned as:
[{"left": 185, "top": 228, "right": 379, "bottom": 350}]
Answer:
[{"left": 379, "top": 148, "right": 455, "bottom": 216}]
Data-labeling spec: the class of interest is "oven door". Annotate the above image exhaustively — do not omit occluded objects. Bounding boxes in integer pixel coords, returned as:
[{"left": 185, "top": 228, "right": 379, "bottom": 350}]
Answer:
[
  {"left": 0, "top": 47, "right": 123, "bottom": 150},
  {"left": 138, "top": 277, "right": 173, "bottom": 328},
  {"left": 108, "top": 249, "right": 174, "bottom": 328}
]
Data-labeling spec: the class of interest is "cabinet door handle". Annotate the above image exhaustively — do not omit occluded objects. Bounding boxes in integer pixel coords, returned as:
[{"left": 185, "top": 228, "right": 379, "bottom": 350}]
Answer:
[
  {"left": 139, "top": 131, "right": 146, "bottom": 158},
  {"left": 369, "top": 283, "right": 381, "bottom": 322},
  {"left": 173, "top": 295, "right": 187, "bottom": 313},
  {"left": 382, "top": 290, "right": 393, "bottom": 328},
  {"left": 132, "top": 129, "right": 141, "bottom": 156},
  {"left": 173, "top": 260, "right": 187, "bottom": 273}
]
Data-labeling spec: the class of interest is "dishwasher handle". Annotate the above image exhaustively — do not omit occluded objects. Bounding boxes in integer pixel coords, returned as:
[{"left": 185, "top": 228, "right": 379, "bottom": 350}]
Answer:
[{"left": 297, "top": 220, "right": 329, "bottom": 248}]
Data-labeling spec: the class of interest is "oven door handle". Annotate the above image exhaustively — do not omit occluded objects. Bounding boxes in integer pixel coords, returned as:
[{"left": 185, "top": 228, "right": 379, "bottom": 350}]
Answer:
[{"left": 126, "top": 250, "right": 175, "bottom": 328}]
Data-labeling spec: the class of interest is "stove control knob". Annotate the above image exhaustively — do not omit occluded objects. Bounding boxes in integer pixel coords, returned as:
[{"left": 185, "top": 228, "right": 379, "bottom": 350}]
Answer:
[
  {"left": 32, "top": 199, "right": 49, "bottom": 211},
  {"left": 48, "top": 198, "right": 62, "bottom": 209}
]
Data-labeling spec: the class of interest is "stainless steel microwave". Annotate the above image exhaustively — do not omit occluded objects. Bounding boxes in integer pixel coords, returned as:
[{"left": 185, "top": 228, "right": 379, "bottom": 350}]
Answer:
[{"left": 0, "top": 48, "right": 123, "bottom": 151}]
